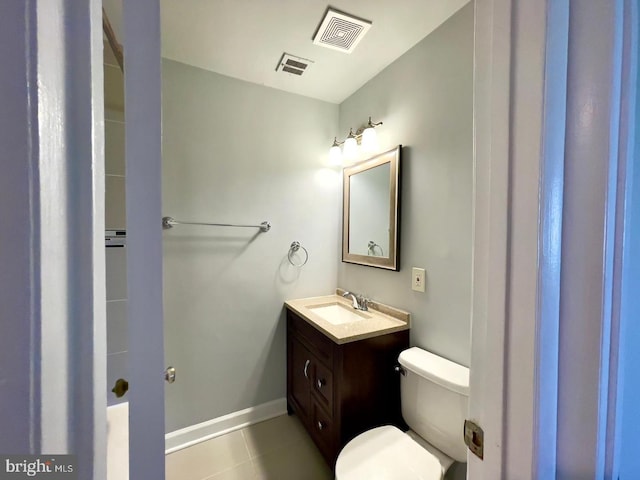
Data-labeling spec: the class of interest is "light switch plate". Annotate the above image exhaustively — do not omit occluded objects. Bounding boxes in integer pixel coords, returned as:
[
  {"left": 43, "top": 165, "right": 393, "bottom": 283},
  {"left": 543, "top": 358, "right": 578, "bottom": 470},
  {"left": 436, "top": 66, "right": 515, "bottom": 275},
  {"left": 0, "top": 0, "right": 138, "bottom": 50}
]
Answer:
[{"left": 412, "top": 267, "right": 425, "bottom": 292}]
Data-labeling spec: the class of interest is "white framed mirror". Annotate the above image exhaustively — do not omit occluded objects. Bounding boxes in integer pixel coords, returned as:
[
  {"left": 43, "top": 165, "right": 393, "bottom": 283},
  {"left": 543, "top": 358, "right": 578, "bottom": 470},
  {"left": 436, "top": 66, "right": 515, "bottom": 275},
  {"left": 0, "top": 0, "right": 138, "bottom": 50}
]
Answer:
[{"left": 342, "top": 145, "right": 401, "bottom": 270}]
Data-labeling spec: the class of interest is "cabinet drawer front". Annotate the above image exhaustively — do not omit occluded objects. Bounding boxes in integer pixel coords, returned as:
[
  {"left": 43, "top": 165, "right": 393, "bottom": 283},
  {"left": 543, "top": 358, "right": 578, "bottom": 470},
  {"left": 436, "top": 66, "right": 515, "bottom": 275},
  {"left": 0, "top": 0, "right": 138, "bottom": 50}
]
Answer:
[
  {"left": 313, "top": 361, "right": 333, "bottom": 411},
  {"left": 287, "top": 310, "right": 334, "bottom": 365},
  {"left": 312, "top": 401, "right": 335, "bottom": 461}
]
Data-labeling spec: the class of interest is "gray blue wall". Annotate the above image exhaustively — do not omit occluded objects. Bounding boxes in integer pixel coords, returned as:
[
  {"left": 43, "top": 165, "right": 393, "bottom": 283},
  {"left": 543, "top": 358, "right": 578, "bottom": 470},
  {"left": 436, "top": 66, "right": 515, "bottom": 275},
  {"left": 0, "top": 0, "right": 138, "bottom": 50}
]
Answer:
[
  {"left": 338, "top": 4, "right": 474, "bottom": 366},
  {"left": 161, "top": 60, "right": 340, "bottom": 431}
]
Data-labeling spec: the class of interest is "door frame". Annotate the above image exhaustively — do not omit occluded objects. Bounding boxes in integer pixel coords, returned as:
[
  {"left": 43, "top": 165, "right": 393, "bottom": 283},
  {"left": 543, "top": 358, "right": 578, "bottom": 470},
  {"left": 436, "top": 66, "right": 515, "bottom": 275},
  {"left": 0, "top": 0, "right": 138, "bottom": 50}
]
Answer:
[
  {"left": 471, "top": 1, "right": 636, "bottom": 479},
  {"left": 467, "top": 0, "right": 511, "bottom": 477},
  {"left": 122, "top": 1, "right": 166, "bottom": 479},
  {"left": 7, "top": 0, "right": 633, "bottom": 478},
  {"left": 613, "top": 4, "right": 640, "bottom": 476},
  {"left": 1, "top": 0, "right": 107, "bottom": 478},
  {"left": 471, "top": 0, "right": 571, "bottom": 477}
]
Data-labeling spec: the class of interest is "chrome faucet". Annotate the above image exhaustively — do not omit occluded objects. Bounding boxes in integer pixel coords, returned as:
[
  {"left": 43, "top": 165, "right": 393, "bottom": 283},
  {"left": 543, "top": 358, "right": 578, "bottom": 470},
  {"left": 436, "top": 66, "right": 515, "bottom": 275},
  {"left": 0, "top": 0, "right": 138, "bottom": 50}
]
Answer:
[{"left": 342, "top": 291, "right": 369, "bottom": 311}]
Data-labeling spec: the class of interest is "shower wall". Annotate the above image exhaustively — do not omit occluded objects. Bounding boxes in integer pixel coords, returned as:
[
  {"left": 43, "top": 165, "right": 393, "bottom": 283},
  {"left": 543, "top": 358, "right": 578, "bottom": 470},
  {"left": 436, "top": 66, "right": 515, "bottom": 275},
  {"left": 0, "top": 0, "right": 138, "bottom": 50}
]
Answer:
[
  {"left": 162, "top": 60, "right": 340, "bottom": 432},
  {"left": 104, "top": 41, "right": 128, "bottom": 407}
]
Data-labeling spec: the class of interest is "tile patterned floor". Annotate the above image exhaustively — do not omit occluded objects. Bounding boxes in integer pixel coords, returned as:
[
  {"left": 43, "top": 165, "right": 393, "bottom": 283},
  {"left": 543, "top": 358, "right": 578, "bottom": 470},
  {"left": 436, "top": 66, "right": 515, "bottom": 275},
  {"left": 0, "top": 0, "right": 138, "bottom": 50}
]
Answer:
[{"left": 166, "top": 414, "right": 334, "bottom": 480}]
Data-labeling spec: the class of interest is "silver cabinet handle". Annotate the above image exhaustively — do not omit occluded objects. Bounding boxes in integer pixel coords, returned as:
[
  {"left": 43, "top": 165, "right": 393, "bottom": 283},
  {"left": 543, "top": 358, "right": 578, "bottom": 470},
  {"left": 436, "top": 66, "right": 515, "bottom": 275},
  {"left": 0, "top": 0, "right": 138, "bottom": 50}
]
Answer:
[
  {"left": 317, "top": 421, "right": 325, "bottom": 431},
  {"left": 316, "top": 378, "right": 325, "bottom": 389},
  {"left": 304, "top": 360, "right": 310, "bottom": 379}
]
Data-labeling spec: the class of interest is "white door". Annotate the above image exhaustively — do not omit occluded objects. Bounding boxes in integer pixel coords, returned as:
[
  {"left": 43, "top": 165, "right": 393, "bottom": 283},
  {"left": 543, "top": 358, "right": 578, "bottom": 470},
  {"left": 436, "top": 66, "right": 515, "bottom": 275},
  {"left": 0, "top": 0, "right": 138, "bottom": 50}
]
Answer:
[{"left": 122, "top": 1, "right": 166, "bottom": 479}]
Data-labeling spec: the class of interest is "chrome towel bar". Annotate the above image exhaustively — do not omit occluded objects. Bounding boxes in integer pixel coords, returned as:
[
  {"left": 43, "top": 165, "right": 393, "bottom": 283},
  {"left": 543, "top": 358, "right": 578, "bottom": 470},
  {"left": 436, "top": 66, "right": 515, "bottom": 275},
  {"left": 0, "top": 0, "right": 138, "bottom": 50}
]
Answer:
[{"left": 162, "top": 216, "right": 271, "bottom": 232}]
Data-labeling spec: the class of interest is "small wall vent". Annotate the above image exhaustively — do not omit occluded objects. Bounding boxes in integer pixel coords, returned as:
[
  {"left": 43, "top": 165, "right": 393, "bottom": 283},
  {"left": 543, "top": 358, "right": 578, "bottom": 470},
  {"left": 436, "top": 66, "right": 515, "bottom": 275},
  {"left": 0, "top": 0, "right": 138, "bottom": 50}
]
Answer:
[
  {"left": 276, "top": 53, "right": 313, "bottom": 76},
  {"left": 313, "top": 8, "right": 372, "bottom": 54}
]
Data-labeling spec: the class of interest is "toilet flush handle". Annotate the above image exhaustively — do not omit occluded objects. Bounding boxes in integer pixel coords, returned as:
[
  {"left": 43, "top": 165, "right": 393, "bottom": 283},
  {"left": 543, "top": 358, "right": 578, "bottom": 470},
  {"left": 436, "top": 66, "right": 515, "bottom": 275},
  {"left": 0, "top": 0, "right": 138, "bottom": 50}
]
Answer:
[{"left": 394, "top": 365, "right": 406, "bottom": 376}]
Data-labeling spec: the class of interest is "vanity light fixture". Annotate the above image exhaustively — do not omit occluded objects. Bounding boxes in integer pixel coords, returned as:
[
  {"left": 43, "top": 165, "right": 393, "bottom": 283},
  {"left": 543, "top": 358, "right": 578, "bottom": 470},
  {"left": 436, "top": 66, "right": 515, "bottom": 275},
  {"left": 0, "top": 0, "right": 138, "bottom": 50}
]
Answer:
[
  {"left": 343, "top": 128, "right": 359, "bottom": 160},
  {"left": 361, "top": 119, "right": 380, "bottom": 153},
  {"left": 330, "top": 137, "right": 343, "bottom": 165},
  {"left": 329, "top": 117, "right": 383, "bottom": 165}
]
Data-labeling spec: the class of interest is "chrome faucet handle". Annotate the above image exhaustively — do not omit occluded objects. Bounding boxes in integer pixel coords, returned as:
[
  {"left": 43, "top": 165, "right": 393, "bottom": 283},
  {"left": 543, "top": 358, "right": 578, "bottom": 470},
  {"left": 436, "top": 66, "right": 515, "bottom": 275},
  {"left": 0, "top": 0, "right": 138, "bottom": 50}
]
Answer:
[{"left": 356, "top": 294, "right": 369, "bottom": 311}]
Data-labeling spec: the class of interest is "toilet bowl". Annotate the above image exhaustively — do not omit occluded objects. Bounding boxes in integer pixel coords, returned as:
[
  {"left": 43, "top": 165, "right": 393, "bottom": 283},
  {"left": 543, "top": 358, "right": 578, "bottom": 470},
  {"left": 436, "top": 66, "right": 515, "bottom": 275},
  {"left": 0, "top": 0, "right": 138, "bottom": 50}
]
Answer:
[
  {"left": 335, "top": 347, "right": 469, "bottom": 480},
  {"left": 335, "top": 426, "right": 453, "bottom": 480}
]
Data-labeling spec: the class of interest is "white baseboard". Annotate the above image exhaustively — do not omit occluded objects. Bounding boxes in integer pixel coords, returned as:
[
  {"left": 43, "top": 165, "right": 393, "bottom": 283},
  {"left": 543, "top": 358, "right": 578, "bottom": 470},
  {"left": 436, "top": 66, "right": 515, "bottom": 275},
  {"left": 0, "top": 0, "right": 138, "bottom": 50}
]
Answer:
[{"left": 164, "top": 398, "right": 288, "bottom": 454}]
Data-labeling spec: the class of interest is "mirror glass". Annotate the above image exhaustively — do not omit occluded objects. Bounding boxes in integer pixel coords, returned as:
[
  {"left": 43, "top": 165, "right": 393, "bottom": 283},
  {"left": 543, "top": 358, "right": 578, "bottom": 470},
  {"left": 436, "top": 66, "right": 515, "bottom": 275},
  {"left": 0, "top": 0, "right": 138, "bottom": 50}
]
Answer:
[
  {"left": 342, "top": 146, "right": 401, "bottom": 270},
  {"left": 348, "top": 163, "right": 391, "bottom": 256}
]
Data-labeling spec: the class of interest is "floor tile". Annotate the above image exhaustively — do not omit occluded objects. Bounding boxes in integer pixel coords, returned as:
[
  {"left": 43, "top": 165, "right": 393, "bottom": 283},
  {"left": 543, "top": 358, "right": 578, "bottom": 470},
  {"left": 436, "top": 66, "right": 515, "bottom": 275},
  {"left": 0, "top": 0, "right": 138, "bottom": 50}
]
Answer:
[
  {"left": 166, "top": 430, "right": 250, "bottom": 480},
  {"left": 204, "top": 460, "right": 257, "bottom": 480},
  {"left": 251, "top": 434, "right": 333, "bottom": 480},
  {"left": 241, "top": 414, "right": 310, "bottom": 458}
]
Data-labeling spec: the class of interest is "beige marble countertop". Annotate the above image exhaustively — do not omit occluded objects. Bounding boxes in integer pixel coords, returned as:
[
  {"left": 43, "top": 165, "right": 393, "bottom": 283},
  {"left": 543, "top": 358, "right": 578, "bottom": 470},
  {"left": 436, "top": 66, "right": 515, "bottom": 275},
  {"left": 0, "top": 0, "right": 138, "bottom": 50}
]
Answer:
[{"left": 285, "top": 290, "right": 410, "bottom": 345}]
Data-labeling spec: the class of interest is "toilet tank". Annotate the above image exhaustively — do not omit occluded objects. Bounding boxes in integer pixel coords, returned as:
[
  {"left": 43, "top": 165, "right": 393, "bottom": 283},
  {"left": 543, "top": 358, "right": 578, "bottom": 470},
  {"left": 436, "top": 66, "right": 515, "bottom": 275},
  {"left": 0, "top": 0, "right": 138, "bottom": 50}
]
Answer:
[{"left": 398, "top": 347, "right": 469, "bottom": 463}]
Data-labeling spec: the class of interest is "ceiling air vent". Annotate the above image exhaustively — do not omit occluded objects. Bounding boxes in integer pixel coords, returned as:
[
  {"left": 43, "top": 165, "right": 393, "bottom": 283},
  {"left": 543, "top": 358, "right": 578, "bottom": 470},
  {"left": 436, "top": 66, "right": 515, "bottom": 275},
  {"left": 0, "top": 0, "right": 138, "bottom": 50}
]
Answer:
[
  {"left": 276, "top": 53, "right": 313, "bottom": 76},
  {"left": 312, "top": 8, "right": 372, "bottom": 54}
]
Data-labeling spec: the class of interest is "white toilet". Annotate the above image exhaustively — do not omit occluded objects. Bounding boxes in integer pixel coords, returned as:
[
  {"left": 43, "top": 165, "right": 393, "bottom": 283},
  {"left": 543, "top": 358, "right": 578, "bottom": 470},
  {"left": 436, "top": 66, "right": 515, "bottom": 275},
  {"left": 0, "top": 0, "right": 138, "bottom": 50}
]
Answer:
[{"left": 335, "top": 347, "right": 469, "bottom": 480}]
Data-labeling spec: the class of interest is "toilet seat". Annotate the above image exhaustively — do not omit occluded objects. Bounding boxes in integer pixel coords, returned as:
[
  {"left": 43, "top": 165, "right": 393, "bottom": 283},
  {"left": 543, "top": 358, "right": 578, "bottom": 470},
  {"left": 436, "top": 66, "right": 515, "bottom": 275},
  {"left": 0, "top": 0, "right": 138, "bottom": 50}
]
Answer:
[{"left": 335, "top": 426, "right": 445, "bottom": 480}]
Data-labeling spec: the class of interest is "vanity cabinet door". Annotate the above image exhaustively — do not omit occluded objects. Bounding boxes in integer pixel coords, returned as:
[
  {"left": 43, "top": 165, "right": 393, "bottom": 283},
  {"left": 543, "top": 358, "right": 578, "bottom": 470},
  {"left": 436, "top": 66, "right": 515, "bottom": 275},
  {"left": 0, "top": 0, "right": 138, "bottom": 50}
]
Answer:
[
  {"left": 288, "top": 335, "right": 314, "bottom": 418},
  {"left": 287, "top": 308, "right": 409, "bottom": 469}
]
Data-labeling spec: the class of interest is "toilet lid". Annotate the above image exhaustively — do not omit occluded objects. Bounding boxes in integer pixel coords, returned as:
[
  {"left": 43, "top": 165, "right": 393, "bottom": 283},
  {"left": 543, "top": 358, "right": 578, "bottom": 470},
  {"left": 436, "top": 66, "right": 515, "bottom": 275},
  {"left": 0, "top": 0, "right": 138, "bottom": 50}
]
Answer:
[{"left": 335, "top": 426, "right": 444, "bottom": 480}]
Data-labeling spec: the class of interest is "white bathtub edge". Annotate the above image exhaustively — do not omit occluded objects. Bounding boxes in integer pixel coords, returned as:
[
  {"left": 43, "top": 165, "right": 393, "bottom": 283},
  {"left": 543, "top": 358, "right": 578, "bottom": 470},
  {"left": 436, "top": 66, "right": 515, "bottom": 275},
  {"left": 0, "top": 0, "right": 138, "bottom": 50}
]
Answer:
[{"left": 107, "top": 402, "right": 129, "bottom": 480}]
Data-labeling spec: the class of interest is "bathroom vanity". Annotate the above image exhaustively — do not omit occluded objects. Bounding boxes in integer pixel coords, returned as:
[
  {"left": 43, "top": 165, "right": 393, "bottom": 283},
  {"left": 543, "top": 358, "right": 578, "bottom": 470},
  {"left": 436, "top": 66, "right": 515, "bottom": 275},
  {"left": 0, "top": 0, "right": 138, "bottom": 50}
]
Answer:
[{"left": 285, "top": 292, "right": 410, "bottom": 467}]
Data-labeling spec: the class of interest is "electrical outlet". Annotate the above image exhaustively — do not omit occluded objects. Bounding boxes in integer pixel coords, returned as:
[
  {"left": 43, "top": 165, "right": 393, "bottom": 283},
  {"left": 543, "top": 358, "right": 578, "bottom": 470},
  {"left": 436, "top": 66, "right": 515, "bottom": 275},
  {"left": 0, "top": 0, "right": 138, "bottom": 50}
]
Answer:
[{"left": 412, "top": 267, "right": 425, "bottom": 292}]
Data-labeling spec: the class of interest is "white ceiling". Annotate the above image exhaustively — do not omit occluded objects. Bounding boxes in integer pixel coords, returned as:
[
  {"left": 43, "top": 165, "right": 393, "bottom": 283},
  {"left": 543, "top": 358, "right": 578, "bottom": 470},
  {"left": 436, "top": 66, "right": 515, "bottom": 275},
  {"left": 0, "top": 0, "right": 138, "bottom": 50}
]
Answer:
[{"left": 103, "top": 0, "right": 470, "bottom": 104}]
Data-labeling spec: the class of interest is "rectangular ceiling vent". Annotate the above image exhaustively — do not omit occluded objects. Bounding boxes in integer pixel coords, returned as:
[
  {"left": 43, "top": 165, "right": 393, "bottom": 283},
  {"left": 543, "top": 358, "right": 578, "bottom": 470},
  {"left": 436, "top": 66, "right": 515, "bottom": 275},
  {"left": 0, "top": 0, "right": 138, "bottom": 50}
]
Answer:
[
  {"left": 313, "top": 8, "right": 372, "bottom": 54},
  {"left": 276, "top": 53, "right": 313, "bottom": 76}
]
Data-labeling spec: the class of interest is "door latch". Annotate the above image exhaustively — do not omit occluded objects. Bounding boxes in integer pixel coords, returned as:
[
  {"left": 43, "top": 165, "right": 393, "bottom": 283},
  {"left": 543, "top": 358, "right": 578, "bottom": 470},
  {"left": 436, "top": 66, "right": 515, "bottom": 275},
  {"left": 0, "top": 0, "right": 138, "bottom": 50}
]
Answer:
[
  {"left": 165, "top": 366, "right": 176, "bottom": 384},
  {"left": 111, "top": 378, "right": 129, "bottom": 398},
  {"left": 464, "top": 419, "right": 484, "bottom": 460}
]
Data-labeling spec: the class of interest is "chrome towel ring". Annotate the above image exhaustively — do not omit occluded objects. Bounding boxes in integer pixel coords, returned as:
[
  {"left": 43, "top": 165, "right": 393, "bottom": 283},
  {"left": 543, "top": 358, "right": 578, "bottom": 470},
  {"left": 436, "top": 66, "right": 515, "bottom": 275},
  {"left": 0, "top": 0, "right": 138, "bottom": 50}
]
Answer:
[
  {"left": 288, "top": 241, "right": 309, "bottom": 267},
  {"left": 368, "top": 240, "right": 384, "bottom": 256}
]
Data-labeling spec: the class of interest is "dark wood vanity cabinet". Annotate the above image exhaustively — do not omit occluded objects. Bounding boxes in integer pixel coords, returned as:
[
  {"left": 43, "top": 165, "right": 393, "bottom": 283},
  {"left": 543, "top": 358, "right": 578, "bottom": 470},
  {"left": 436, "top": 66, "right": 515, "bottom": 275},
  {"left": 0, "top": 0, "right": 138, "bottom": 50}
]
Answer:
[{"left": 286, "top": 309, "right": 409, "bottom": 468}]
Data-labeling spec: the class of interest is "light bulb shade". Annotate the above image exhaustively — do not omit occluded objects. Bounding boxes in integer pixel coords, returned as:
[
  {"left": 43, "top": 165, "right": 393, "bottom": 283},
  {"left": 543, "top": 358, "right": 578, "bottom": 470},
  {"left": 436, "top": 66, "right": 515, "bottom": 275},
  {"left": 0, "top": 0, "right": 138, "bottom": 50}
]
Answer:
[
  {"left": 361, "top": 126, "right": 378, "bottom": 153},
  {"left": 343, "top": 136, "right": 358, "bottom": 159},
  {"left": 329, "top": 144, "right": 342, "bottom": 165}
]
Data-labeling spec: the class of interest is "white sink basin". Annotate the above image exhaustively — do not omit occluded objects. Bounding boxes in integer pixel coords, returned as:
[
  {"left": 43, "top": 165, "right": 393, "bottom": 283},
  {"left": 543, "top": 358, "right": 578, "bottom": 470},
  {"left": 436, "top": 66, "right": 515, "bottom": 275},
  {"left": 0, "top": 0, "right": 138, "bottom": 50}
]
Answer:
[{"left": 307, "top": 302, "right": 371, "bottom": 325}]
